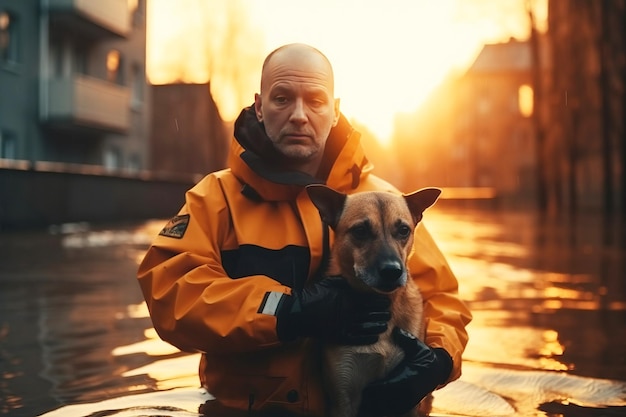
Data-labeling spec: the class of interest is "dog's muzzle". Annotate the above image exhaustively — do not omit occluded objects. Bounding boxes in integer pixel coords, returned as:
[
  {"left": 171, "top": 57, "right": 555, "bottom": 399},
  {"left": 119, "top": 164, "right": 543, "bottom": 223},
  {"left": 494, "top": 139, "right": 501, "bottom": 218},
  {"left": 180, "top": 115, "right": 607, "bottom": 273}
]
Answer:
[{"left": 369, "top": 259, "right": 407, "bottom": 293}]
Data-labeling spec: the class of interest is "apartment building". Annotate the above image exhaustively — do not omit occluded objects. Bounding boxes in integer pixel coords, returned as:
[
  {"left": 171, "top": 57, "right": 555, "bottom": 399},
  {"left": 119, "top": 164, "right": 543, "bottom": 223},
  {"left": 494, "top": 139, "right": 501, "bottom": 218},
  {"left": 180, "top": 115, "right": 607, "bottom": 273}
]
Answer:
[
  {"left": 392, "top": 37, "right": 549, "bottom": 206},
  {"left": 0, "top": 0, "right": 150, "bottom": 172}
]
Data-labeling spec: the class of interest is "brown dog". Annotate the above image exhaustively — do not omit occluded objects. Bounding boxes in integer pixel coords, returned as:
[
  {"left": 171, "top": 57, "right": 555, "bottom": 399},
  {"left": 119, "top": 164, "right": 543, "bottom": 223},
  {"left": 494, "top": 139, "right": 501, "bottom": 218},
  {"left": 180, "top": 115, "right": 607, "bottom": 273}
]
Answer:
[{"left": 306, "top": 185, "right": 441, "bottom": 417}]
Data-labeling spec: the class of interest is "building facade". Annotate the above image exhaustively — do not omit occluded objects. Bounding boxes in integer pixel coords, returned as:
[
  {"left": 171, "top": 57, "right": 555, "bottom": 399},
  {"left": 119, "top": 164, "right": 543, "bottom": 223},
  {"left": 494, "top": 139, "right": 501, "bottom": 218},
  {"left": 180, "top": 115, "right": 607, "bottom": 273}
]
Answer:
[
  {"left": 543, "top": 0, "right": 625, "bottom": 215},
  {"left": 150, "top": 83, "right": 230, "bottom": 178},
  {"left": 451, "top": 38, "right": 542, "bottom": 200},
  {"left": 0, "top": 0, "right": 150, "bottom": 172},
  {"left": 393, "top": 38, "right": 547, "bottom": 206}
]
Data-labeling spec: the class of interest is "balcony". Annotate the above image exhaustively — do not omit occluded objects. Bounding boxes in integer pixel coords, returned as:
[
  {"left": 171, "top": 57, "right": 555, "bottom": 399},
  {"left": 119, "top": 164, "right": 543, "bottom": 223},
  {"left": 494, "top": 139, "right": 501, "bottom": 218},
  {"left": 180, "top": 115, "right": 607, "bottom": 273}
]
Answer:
[
  {"left": 43, "top": 75, "right": 130, "bottom": 134},
  {"left": 47, "top": 0, "right": 130, "bottom": 38}
]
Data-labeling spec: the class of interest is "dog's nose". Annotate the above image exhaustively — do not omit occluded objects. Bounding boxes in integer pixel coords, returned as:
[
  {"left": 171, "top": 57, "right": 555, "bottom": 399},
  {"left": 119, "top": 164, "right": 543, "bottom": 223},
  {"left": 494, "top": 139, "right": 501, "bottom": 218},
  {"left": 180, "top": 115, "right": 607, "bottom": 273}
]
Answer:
[{"left": 379, "top": 260, "right": 404, "bottom": 281}]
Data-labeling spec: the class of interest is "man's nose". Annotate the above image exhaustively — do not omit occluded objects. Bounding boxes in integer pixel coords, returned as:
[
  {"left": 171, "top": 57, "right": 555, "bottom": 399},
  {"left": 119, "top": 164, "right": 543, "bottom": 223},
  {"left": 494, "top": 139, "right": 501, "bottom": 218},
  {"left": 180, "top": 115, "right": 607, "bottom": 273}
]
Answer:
[{"left": 289, "top": 98, "right": 307, "bottom": 123}]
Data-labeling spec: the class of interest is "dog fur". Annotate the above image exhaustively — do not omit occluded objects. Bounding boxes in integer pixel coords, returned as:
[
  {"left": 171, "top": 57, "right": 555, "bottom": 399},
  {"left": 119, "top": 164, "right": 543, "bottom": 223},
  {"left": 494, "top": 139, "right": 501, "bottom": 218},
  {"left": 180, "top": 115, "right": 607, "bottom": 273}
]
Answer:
[{"left": 306, "top": 185, "right": 441, "bottom": 417}]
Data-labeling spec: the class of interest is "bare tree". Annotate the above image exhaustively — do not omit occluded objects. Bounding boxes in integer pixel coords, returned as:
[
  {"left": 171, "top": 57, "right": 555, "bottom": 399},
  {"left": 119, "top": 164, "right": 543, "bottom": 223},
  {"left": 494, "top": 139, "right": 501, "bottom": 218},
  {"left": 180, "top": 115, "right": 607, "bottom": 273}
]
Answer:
[
  {"left": 526, "top": 0, "right": 548, "bottom": 212},
  {"left": 198, "top": 0, "right": 265, "bottom": 120},
  {"left": 598, "top": 0, "right": 614, "bottom": 217}
]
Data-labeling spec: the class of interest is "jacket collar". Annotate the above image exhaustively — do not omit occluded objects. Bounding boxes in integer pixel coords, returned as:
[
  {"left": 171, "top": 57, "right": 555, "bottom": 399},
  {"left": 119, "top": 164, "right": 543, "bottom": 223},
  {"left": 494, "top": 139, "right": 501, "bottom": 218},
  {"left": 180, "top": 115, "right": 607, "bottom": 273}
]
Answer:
[{"left": 229, "top": 105, "right": 372, "bottom": 201}]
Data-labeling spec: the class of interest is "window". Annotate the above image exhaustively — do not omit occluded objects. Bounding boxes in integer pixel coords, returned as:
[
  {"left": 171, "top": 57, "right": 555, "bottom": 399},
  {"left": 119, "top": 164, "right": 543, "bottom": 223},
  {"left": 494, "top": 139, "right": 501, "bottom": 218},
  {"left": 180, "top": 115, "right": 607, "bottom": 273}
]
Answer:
[
  {"left": 131, "top": 63, "right": 144, "bottom": 108},
  {"left": 73, "top": 43, "right": 88, "bottom": 75},
  {"left": 0, "top": 10, "right": 19, "bottom": 64},
  {"left": 48, "top": 39, "right": 64, "bottom": 78},
  {"left": 128, "top": 153, "right": 141, "bottom": 172},
  {"left": 104, "top": 147, "right": 121, "bottom": 171},
  {"left": 0, "top": 130, "right": 17, "bottom": 159},
  {"left": 106, "top": 49, "right": 124, "bottom": 85},
  {"left": 477, "top": 88, "right": 490, "bottom": 115},
  {"left": 518, "top": 84, "right": 533, "bottom": 117},
  {"left": 49, "top": 38, "right": 88, "bottom": 77}
]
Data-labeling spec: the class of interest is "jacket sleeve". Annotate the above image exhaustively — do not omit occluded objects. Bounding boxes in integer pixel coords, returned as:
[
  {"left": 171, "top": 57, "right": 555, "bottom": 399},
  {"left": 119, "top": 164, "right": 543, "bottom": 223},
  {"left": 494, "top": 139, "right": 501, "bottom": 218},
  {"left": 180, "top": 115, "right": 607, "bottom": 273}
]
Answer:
[
  {"left": 137, "top": 175, "right": 290, "bottom": 354},
  {"left": 408, "top": 223, "right": 472, "bottom": 383}
]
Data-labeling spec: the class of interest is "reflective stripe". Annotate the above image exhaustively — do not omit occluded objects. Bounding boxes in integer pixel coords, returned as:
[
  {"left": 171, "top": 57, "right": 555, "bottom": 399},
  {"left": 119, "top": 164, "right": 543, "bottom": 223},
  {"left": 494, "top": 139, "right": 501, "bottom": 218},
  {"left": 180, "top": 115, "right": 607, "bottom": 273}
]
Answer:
[{"left": 258, "top": 291, "right": 284, "bottom": 316}]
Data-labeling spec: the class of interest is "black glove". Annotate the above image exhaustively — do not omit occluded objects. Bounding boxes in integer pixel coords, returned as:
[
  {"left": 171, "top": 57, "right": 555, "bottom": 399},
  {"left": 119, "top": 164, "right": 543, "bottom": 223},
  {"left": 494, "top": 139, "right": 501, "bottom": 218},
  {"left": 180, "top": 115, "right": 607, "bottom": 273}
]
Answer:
[
  {"left": 358, "top": 327, "right": 453, "bottom": 417},
  {"left": 275, "top": 276, "right": 391, "bottom": 345}
]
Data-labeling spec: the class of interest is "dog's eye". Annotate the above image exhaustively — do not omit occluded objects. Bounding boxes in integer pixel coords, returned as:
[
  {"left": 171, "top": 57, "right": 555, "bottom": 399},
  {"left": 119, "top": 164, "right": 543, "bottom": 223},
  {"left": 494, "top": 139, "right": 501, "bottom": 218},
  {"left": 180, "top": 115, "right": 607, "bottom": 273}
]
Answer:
[
  {"left": 397, "top": 224, "right": 412, "bottom": 239},
  {"left": 349, "top": 224, "right": 371, "bottom": 241}
]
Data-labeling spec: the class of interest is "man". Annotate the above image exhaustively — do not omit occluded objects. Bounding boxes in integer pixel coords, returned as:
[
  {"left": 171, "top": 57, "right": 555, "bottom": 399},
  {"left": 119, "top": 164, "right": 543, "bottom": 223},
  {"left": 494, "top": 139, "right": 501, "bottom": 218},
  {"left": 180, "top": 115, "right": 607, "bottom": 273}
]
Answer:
[{"left": 137, "top": 43, "right": 471, "bottom": 416}]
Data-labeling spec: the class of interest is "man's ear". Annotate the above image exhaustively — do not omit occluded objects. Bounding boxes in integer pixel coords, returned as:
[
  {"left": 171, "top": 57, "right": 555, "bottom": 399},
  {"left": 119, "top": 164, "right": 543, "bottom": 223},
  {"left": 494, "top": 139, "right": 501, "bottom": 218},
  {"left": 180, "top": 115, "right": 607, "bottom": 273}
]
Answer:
[
  {"left": 254, "top": 93, "right": 263, "bottom": 122},
  {"left": 306, "top": 184, "right": 346, "bottom": 229},
  {"left": 332, "top": 98, "right": 341, "bottom": 127},
  {"left": 403, "top": 188, "right": 441, "bottom": 225}
]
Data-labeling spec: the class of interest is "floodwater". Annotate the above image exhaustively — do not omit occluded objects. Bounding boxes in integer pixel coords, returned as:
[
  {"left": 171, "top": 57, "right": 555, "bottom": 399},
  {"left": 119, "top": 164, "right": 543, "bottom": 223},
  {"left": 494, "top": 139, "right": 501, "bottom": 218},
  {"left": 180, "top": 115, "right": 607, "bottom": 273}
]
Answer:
[{"left": 0, "top": 206, "right": 625, "bottom": 417}]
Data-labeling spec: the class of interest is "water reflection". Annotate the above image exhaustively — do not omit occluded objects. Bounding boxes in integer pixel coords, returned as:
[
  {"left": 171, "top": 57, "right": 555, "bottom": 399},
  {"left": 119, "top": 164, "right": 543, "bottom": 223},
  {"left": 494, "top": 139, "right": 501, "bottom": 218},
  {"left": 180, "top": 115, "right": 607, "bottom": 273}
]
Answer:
[
  {"left": 0, "top": 208, "right": 625, "bottom": 417},
  {"left": 425, "top": 207, "right": 626, "bottom": 383},
  {"left": 0, "top": 221, "right": 164, "bottom": 416}
]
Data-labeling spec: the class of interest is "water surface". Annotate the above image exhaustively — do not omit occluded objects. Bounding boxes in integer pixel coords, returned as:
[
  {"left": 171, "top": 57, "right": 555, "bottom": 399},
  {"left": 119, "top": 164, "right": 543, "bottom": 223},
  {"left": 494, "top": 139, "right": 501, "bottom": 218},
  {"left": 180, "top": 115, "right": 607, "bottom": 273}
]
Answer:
[{"left": 1, "top": 208, "right": 624, "bottom": 416}]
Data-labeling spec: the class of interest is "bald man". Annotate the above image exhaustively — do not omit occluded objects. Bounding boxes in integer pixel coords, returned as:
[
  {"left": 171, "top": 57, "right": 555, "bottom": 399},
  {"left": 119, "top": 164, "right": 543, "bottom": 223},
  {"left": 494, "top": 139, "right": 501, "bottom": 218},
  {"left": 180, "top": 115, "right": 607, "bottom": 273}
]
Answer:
[{"left": 138, "top": 43, "right": 471, "bottom": 416}]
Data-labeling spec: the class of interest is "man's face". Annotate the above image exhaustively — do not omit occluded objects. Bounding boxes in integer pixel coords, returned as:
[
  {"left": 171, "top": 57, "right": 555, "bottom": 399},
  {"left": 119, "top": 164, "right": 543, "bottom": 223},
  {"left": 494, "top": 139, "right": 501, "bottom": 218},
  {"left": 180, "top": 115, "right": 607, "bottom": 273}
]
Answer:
[{"left": 254, "top": 49, "right": 340, "bottom": 169}]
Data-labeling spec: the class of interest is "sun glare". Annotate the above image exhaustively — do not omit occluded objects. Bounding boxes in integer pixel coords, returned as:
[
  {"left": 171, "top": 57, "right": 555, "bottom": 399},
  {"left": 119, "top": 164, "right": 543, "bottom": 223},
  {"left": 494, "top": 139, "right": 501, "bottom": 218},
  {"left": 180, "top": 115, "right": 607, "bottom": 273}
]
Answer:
[{"left": 147, "top": 0, "right": 547, "bottom": 145}]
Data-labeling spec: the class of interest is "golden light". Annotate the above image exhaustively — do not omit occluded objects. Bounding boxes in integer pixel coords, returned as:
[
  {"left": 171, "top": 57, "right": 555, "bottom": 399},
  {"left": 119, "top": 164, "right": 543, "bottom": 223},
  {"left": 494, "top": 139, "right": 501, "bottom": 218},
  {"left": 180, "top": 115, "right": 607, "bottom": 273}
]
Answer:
[
  {"left": 147, "top": 0, "right": 548, "bottom": 145},
  {"left": 106, "top": 49, "right": 120, "bottom": 82},
  {"left": 0, "top": 11, "right": 9, "bottom": 30},
  {"left": 519, "top": 84, "right": 534, "bottom": 117},
  {"left": 0, "top": 11, "right": 10, "bottom": 52},
  {"left": 540, "top": 329, "right": 565, "bottom": 356},
  {"left": 147, "top": 0, "right": 264, "bottom": 121},
  {"left": 106, "top": 50, "right": 119, "bottom": 70}
]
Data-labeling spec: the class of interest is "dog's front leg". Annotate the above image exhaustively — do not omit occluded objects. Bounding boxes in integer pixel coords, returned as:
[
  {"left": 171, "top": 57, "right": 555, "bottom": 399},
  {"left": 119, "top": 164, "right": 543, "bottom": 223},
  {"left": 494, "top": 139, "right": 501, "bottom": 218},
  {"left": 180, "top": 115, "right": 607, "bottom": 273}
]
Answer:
[
  {"left": 325, "top": 347, "right": 385, "bottom": 417},
  {"left": 325, "top": 348, "right": 361, "bottom": 417}
]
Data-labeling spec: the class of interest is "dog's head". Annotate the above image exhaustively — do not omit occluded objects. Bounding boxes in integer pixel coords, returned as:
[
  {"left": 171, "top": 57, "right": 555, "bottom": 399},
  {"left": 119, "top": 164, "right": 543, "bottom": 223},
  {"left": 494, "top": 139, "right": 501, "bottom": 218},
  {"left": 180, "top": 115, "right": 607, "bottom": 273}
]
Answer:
[{"left": 306, "top": 185, "right": 441, "bottom": 294}]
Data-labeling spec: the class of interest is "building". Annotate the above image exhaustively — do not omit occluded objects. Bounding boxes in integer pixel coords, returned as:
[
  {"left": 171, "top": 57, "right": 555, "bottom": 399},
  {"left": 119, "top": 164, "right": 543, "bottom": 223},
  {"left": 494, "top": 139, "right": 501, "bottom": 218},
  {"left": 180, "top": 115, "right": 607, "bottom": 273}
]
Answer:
[
  {"left": 0, "top": 0, "right": 150, "bottom": 172},
  {"left": 451, "top": 38, "right": 542, "bottom": 200},
  {"left": 150, "top": 83, "right": 230, "bottom": 178},
  {"left": 0, "top": 1, "right": 235, "bottom": 229},
  {"left": 392, "top": 37, "right": 549, "bottom": 206},
  {"left": 0, "top": 0, "right": 197, "bottom": 229},
  {"left": 543, "top": 0, "right": 625, "bottom": 214}
]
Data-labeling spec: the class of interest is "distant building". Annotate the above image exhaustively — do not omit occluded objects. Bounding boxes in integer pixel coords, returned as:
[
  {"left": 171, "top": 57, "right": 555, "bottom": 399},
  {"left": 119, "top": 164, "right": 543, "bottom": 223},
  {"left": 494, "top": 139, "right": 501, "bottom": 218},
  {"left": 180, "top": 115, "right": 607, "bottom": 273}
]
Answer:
[
  {"left": 393, "top": 37, "right": 549, "bottom": 205},
  {"left": 150, "top": 83, "right": 230, "bottom": 177},
  {"left": 0, "top": 0, "right": 150, "bottom": 172},
  {"left": 451, "top": 38, "right": 545, "bottom": 200}
]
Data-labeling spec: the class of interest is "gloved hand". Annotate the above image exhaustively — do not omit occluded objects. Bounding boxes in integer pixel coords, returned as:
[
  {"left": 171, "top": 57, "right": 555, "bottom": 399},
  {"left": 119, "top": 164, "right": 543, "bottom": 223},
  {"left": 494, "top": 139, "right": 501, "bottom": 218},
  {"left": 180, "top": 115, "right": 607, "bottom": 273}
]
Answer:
[
  {"left": 275, "top": 276, "right": 391, "bottom": 345},
  {"left": 358, "top": 327, "right": 453, "bottom": 417}
]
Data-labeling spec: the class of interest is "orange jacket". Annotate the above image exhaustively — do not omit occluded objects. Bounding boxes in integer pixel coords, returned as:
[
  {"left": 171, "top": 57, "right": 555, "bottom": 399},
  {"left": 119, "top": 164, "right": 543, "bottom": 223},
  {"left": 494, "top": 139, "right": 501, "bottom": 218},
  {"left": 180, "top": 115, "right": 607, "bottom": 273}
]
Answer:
[{"left": 137, "top": 107, "right": 472, "bottom": 416}]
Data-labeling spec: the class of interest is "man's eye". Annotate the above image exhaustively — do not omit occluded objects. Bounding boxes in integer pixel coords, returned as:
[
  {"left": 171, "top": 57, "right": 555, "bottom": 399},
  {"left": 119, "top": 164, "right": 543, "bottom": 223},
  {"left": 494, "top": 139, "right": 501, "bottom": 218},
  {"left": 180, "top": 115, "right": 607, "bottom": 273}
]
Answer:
[
  {"left": 274, "top": 96, "right": 288, "bottom": 104},
  {"left": 309, "top": 99, "right": 325, "bottom": 107}
]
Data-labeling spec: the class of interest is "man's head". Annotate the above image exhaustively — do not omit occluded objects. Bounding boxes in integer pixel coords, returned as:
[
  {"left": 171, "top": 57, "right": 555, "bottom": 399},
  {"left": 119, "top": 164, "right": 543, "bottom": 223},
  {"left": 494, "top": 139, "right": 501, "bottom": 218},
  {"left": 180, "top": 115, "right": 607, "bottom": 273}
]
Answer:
[{"left": 254, "top": 43, "right": 340, "bottom": 174}]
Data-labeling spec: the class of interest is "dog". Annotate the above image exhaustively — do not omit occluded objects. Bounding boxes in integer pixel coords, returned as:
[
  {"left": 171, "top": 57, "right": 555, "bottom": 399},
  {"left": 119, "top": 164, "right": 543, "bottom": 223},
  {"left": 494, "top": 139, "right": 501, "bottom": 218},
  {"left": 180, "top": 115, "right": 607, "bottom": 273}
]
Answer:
[{"left": 306, "top": 184, "right": 441, "bottom": 417}]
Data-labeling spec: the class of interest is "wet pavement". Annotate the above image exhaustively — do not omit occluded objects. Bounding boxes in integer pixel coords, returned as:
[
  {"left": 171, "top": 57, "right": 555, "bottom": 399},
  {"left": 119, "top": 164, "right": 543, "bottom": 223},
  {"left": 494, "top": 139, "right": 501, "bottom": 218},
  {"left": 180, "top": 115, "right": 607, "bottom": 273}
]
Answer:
[{"left": 0, "top": 207, "right": 625, "bottom": 417}]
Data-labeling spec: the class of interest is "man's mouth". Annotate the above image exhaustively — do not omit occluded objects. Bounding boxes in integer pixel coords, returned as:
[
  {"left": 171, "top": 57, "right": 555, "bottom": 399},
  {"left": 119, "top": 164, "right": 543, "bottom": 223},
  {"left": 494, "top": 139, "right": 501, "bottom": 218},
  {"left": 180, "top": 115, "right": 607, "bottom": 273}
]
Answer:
[{"left": 283, "top": 134, "right": 309, "bottom": 140}]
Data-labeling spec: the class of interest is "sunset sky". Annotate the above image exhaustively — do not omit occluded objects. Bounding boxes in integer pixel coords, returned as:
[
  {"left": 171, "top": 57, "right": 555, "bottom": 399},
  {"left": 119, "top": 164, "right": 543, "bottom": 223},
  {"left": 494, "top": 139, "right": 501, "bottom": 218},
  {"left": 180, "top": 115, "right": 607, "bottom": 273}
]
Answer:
[{"left": 147, "top": 0, "right": 547, "bottom": 143}]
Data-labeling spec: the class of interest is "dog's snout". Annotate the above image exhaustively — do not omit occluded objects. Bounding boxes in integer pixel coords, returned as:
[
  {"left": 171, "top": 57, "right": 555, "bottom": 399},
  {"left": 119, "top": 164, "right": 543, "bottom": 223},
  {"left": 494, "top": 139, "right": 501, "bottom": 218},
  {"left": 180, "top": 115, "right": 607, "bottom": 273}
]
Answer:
[{"left": 379, "top": 260, "right": 404, "bottom": 281}]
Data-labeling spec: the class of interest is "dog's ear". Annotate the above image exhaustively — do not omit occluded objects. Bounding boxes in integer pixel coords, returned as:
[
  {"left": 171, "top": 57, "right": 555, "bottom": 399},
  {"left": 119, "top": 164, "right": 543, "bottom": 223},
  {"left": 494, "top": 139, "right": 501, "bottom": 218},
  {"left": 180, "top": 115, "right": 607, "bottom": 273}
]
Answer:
[
  {"left": 305, "top": 184, "right": 347, "bottom": 229},
  {"left": 403, "top": 188, "right": 441, "bottom": 224}
]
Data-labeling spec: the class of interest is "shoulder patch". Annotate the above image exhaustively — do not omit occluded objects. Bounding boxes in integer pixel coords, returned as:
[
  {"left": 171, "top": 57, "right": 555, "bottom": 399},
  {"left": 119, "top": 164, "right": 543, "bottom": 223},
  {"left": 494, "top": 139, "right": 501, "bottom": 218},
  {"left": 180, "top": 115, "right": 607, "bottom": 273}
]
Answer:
[{"left": 159, "top": 214, "right": 190, "bottom": 239}]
